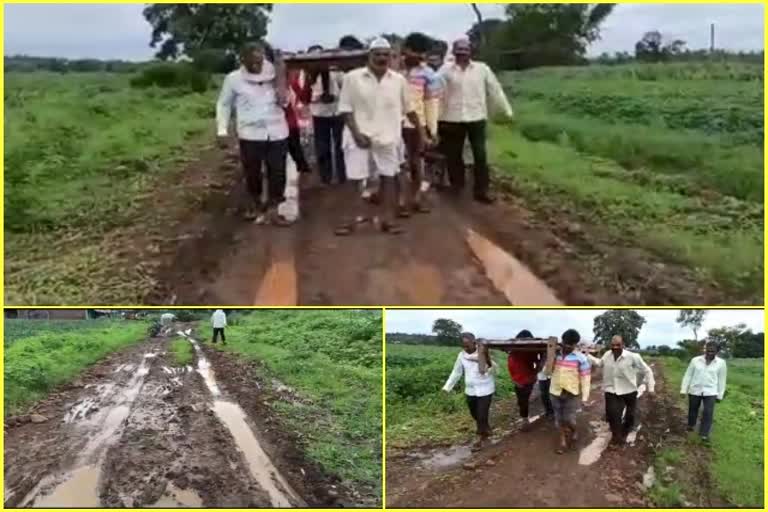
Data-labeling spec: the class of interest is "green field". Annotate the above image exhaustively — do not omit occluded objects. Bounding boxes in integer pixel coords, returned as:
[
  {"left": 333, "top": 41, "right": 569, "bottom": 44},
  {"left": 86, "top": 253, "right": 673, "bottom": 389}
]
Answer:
[
  {"left": 386, "top": 343, "right": 517, "bottom": 447},
  {"left": 651, "top": 357, "right": 764, "bottom": 507},
  {"left": 492, "top": 62, "right": 763, "bottom": 300},
  {"left": 4, "top": 319, "right": 149, "bottom": 414},
  {"left": 4, "top": 72, "right": 214, "bottom": 304},
  {"left": 211, "top": 310, "right": 382, "bottom": 499}
]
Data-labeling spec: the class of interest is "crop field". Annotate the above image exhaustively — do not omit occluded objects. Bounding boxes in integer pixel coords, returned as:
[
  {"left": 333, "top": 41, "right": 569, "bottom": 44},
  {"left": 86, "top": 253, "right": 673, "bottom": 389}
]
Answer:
[
  {"left": 217, "top": 309, "right": 383, "bottom": 497},
  {"left": 4, "top": 72, "right": 214, "bottom": 304},
  {"left": 492, "top": 61, "right": 763, "bottom": 300}
]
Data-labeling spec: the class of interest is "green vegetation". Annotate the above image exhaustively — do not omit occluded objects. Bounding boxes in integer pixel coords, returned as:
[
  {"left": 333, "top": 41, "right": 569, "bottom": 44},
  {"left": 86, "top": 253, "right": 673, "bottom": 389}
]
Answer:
[
  {"left": 213, "top": 310, "right": 382, "bottom": 496},
  {"left": 650, "top": 357, "right": 764, "bottom": 507},
  {"left": 4, "top": 319, "right": 148, "bottom": 415},
  {"left": 5, "top": 72, "right": 215, "bottom": 304},
  {"left": 492, "top": 62, "right": 763, "bottom": 299},
  {"left": 386, "top": 343, "right": 515, "bottom": 447},
  {"left": 170, "top": 338, "right": 194, "bottom": 366}
]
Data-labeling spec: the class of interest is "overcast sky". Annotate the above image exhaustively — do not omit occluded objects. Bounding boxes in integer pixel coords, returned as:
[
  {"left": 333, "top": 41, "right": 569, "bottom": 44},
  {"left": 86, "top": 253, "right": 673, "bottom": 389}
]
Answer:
[
  {"left": 4, "top": 3, "right": 764, "bottom": 60},
  {"left": 385, "top": 309, "right": 764, "bottom": 347}
]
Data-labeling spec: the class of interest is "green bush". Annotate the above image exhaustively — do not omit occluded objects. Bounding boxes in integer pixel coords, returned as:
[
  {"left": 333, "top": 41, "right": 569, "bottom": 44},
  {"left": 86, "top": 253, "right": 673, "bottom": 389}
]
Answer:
[{"left": 130, "top": 63, "right": 211, "bottom": 93}]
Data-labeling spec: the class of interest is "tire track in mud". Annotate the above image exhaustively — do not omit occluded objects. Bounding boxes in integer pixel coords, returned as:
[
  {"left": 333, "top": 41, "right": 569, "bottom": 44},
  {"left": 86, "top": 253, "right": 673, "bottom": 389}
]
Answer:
[{"left": 5, "top": 329, "right": 306, "bottom": 508}]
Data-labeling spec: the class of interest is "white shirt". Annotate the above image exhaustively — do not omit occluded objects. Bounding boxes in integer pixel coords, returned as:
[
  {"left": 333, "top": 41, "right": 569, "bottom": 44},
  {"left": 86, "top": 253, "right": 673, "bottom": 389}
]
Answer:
[
  {"left": 442, "top": 351, "right": 497, "bottom": 397},
  {"left": 307, "top": 71, "right": 344, "bottom": 118},
  {"left": 160, "top": 313, "right": 175, "bottom": 326},
  {"left": 216, "top": 64, "right": 289, "bottom": 142},
  {"left": 337, "top": 67, "right": 410, "bottom": 147},
  {"left": 211, "top": 310, "right": 227, "bottom": 329},
  {"left": 537, "top": 369, "right": 550, "bottom": 381},
  {"left": 438, "top": 61, "right": 513, "bottom": 123},
  {"left": 588, "top": 350, "right": 655, "bottom": 395},
  {"left": 681, "top": 356, "right": 727, "bottom": 399}
]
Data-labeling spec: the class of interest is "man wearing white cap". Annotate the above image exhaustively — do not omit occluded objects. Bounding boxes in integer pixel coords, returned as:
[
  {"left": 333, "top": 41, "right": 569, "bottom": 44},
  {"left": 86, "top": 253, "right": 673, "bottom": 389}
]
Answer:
[
  {"left": 335, "top": 37, "right": 421, "bottom": 235},
  {"left": 438, "top": 38, "right": 513, "bottom": 203}
]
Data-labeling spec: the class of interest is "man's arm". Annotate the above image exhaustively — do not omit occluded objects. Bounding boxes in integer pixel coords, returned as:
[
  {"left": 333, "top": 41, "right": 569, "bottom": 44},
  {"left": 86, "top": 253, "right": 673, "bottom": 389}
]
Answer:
[
  {"left": 586, "top": 353, "right": 603, "bottom": 367},
  {"left": 338, "top": 73, "right": 369, "bottom": 148},
  {"left": 424, "top": 70, "right": 443, "bottom": 140},
  {"left": 442, "top": 354, "right": 464, "bottom": 392},
  {"left": 483, "top": 64, "right": 513, "bottom": 119},
  {"left": 402, "top": 77, "right": 424, "bottom": 146},
  {"left": 636, "top": 354, "right": 655, "bottom": 393},
  {"left": 578, "top": 355, "right": 592, "bottom": 402},
  {"left": 216, "top": 74, "right": 236, "bottom": 140},
  {"left": 717, "top": 361, "right": 727, "bottom": 400},
  {"left": 680, "top": 360, "right": 695, "bottom": 394}
]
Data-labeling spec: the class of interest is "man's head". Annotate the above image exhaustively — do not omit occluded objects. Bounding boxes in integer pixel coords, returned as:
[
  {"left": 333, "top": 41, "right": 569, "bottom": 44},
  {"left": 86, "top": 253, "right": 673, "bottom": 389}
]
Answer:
[
  {"left": 368, "top": 37, "right": 392, "bottom": 75},
  {"left": 452, "top": 38, "right": 472, "bottom": 65},
  {"left": 461, "top": 332, "right": 477, "bottom": 354},
  {"left": 610, "top": 335, "right": 624, "bottom": 358},
  {"left": 705, "top": 341, "right": 719, "bottom": 361},
  {"left": 515, "top": 329, "right": 533, "bottom": 339},
  {"left": 403, "top": 32, "right": 431, "bottom": 68},
  {"left": 339, "top": 35, "right": 365, "bottom": 51},
  {"left": 427, "top": 50, "right": 444, "bottom": 71},
  {"left": 561, "top": 329, "right": 581, "bottom": 355},
  {"left": 240, "top": 41, "right": 266, "bottom": 73}
]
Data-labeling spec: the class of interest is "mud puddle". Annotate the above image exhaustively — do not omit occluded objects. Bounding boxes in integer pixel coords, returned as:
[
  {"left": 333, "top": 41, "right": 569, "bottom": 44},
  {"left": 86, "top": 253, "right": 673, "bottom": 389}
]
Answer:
[{"left": 180, "top": 332, "right": 304, "bottom": 507}]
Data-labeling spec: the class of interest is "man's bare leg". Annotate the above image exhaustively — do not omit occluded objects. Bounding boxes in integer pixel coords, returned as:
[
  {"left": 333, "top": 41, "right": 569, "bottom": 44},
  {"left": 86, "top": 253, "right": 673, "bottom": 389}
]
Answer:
[{"left": 378, "top": 175, "right": 403, "bottom": 234}]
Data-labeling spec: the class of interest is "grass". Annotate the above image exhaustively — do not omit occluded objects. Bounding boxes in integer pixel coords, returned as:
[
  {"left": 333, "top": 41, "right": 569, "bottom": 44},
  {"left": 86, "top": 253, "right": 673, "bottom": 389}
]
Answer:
[
  {"left": 170, "top": 338, "right": 194, "bottom": 366},
  {"left": 4, "top": 319, "right": 148, "bottom": 415},
  {"left": 492, "top": 62, "right": 763, "bottom": 299},
  {"left": 209, "top": 310, "right": 382, "bottom": 498},
  {"left": 650, "top": 356, "right": 764, "bottom": 507},
  {"left": 4, "top": 72, "right": 215, "bottom": 304},
  {"left": 386, "top": 343, "right": 516, "bottom": 447}
]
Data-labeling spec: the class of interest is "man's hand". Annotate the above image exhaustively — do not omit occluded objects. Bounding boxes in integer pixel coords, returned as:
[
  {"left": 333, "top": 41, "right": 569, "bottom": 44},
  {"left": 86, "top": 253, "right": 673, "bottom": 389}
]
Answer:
[
  {"left": 216, "top": 136, "right": 229, "bottom": 149},
  {"left": 353, "top": 131, "right": 371, "bottom": 149},
  {"left": 320, "top": 92, "right": 336, "bottom": 104}
]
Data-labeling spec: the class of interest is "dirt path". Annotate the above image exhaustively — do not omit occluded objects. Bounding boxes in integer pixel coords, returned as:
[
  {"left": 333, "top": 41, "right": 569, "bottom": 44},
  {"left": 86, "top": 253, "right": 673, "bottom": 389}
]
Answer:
[
  {"left": 144, "top": 149, "right": 726, "bottom": 305},
  {"left": 4, "top": 326, "right": 360, "bottom": 508},
  {"left": 386, "top": 362, "right": 683, "bottom": 508}
]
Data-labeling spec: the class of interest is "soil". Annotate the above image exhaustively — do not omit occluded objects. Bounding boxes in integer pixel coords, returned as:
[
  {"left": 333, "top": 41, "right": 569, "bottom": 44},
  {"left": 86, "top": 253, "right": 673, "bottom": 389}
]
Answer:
[
  {"left": 386, "top": 361, "right": 725, "bottom": 508},
  {"left": 4, "top": 326, "right": 372, "bottom": 508},
  {"left": 142, "top": 155, "right": 732, "bottom": 306}
]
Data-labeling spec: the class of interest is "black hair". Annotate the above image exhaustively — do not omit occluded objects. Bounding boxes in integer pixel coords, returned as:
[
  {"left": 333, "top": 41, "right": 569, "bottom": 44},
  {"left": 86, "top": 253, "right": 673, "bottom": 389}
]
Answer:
[
  {"left": 403, "top": 32, "right": 432, "bottom": 53},
  {"left": 240, "top": 41, "right": 265, "bottom": 58},
  {"left": 461, "top": 332, "right": 476, "bottom": 341},
  {"left": 561, "top": 329, "right": 581, "bottom": 346},
  {"left": 515, "top": 330, "right": 533, "bottom": 339},
  {"left": 307, "top": 44, "right": 324, "bottom": 52},
  {"left": 339, "top": 35, "right": 364, "bottom": 50},
  {"left": 705, "top": 341, "right": 720, "bottom": 351}
]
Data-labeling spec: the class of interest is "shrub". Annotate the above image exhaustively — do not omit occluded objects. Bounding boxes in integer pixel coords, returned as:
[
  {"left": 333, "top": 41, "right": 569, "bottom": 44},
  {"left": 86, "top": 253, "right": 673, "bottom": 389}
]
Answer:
[{"left": 130, "top": 63, "right": 210, "bottom": 93}]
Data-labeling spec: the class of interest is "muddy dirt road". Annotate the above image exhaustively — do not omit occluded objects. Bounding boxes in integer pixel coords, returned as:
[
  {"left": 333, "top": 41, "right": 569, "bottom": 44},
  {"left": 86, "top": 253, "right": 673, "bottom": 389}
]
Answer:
[
  {"left": 4, "top": 328, "right": 360, "bottom": 508},
  {"left": 143, "top": 148, "right": 723, "bottom": 306},
  {"left": 387, "top": 363, "right": 696, "bottom": 508}
]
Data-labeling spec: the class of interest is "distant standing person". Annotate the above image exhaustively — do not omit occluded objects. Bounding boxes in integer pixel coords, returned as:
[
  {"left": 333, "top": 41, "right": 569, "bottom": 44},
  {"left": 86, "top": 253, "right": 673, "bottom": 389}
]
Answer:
[
  {"left": 681, "top": 341, "right": 727, "bottom": 442},
  {"left": 335, "top": 37, "right": 420, "bottom": 236},
  {"left": 587, "top": 335, "right": 655, "bottom": 447},
  {"left": 437, "top": 38, "right": 513, "bottom": 203},
  {"left": 217, "top": 42, "right": 289, "bottom": 221},
  {"left": 443, "top": 332, "right": 497, "bottom": 451},
  {"left": 547, "top": 329, "right": 592, "bottom": 454},
  {"left": 211, "top": 309, "right": 227, "bottom": 345},
  {"left": 505, "top": 329, "right": 543, "bottom": 431}
]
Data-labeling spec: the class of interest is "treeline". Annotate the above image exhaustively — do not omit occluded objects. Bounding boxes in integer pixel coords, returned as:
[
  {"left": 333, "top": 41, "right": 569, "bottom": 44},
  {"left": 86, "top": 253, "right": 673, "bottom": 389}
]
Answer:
[
  {"left": 644, "top": 330, "right": 764, "bottom": 360},
  {"left": 592, "top": 49, "right": 764, "bottom": 67},
  {"left": 386, "top": 333, "right": 452, "bottom": 346},
  {"left": 4, "top": 55, "right": 148, "bottom": 73}
]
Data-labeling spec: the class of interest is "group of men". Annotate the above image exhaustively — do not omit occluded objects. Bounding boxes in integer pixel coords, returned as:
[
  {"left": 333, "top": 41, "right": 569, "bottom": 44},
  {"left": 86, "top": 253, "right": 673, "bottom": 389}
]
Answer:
[
  {"left": 216, "top": 32, "right": 513, "bottom": 233},
  {"left": 443, "top": 330, "right": 728, "bottom": 453}
]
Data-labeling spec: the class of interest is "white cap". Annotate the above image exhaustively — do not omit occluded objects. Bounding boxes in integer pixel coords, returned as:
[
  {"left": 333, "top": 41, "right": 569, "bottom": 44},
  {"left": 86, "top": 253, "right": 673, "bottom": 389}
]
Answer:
[{"left": 369, "top": 37, "right": 391, "bottom": 50}]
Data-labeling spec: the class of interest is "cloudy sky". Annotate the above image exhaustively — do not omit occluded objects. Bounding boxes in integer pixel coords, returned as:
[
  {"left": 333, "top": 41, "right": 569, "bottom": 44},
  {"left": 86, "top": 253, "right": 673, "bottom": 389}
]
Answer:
[
  {"left": 385, "top": 309, "right": 764, "bottom": 347},
  {"left": 4, "top": 3, "right": 764, "bottom": 60}
]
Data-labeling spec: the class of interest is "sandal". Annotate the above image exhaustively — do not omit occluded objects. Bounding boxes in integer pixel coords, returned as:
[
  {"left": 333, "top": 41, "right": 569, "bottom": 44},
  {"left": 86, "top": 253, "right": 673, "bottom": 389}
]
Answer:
[
  {"left": 334, "top": 223, "right": 356, "bottom": 236},
  {"left": 380, "top": 221, "right": 404, "bottom": 235},
  {"left": 397, "top": 206, "right": 411, "bottom": 219},
  {"left": 412, "top": 202, "right": 431, "bottom": 214}
]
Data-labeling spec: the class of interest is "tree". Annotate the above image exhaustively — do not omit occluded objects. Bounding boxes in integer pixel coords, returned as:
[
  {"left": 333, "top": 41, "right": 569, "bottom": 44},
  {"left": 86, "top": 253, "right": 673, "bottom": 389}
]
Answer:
[
  {"left": 732, "top": 330, "right": 764, "bottom": 358},
  {"left": 593, "top": 310, "right": 646, "bottom": 349},
  {"left": 676, "top": 310, "right": 707, "bottom": 341},
  {"left": 432, "top": 319, "right": 463, "bottom": 345},
  {"left": 143, "top": 4, "right": 273, "bottom": 61},
  {"left": 635, "top": 30, "right": 687, "bottom": 62}
]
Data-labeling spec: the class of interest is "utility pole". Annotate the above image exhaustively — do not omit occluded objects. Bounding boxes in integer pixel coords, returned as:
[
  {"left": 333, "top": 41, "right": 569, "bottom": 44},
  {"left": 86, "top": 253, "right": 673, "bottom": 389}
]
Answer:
[{"left": 710, "top": 23, "right": 715, "bottom": 52}]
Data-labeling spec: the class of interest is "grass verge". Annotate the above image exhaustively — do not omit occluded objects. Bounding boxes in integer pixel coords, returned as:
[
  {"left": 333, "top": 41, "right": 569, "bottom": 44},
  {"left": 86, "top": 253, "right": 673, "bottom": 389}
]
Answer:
[{"left": 170, "top": 338, "right": 194, "bottom": 366}]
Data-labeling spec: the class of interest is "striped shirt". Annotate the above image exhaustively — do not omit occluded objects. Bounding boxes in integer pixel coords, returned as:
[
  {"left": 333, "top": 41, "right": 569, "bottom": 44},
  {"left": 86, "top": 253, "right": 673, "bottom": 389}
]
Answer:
[
  {"left": 403, "top": 64, "right": 443, "bottom": 132},
  {"left": 216, "top": 64, "right": 289, "bottom": 142},
  {"left": 550, "top": 352, "right": 592, "bottom": 401}
]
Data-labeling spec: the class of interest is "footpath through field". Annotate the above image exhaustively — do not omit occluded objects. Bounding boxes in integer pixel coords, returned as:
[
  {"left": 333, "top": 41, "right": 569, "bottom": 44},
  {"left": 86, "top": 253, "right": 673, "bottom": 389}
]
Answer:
[{"left": 4, "top": 325, "right": 350, "bottom": 508}]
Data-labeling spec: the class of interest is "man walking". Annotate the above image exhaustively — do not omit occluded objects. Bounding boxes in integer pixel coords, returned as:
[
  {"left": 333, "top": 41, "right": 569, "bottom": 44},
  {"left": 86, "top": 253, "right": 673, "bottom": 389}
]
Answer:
[
  {"left": 211, "top": 309, "right": 227, "bottom": 345},
  {"left": 398, "top": 32, "right": 442, "bottom": 216},
  {"left": 587, "top": 335, "right": 655, "bottom": 446},
  {"left": 335, "top": 37, "right": 421, "bottom": 236},
  {"left": 443, "top": 332, "right": 497, "bottom": 451},
  {"left": 547, "top": 329, "right": 592, "bottom": 454},
  {"left": 217, "top": 42, "right": 289, "bottom": 221},
  {"left": 681, "top": 342, "right": 727, "bottom": 442},
  {"left": 505, "top": 329, "right": 542, "bottom": 431},
  {"left": 438, "top": 38, "right": 513, "bottom": 203}
]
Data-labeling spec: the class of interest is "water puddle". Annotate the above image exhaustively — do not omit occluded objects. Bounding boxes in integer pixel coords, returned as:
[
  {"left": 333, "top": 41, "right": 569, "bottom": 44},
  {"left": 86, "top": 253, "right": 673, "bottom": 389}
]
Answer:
[
  {"left": 24, "top": 465, "right": 101, "bottom": 508},
  {"left": 181, "top": 333, "right": 303, "bottom": 507},
  {"left": 578, "top": 420, "right": 612, "bottom": 466},
  {"left": 411, "top": 445, "right": 473, "bottom": 470},
  {"left": 149, "top": 483, "right": 203, "bottom": 508},
  {"left": 464, "top": 228, "right": 562, "bottom": 305},
  {"left": 253, "top": 254, "right": 297, "bottom": 306}
]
